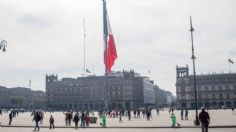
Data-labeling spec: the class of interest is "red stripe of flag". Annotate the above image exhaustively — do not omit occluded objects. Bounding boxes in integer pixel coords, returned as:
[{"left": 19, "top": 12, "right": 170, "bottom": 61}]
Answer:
[{"left": 103, "top": 5, "right": 117, "bottom": 73}]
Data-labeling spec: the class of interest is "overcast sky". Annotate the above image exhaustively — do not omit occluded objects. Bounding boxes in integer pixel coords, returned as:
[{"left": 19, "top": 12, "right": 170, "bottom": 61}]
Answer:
[{"left": 0, "top": 0, "right": 235, "bottom": 94}]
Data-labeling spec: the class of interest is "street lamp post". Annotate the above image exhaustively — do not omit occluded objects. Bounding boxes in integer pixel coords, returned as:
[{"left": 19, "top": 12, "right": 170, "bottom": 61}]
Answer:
[
  {"left": 189, "top": 16, "right": 200, "bottom": 126},
  {"left": 0, "top": 39, "right": 7, "bottom": 52}
]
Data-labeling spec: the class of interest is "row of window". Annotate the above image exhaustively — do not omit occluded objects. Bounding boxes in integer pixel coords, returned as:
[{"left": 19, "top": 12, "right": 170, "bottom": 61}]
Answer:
[
  {"left": 48, "top": 86, "right": 134, "bottom": 93},
  {"left": 49, "top": 95, "right": 133, "bottom": 102},
  {"left": 48, "top": 90, "right": 133, "bottom": 97},
  {"left": 178, "top": 93, "right": 236, "bottom": 100},
  {"left": 177, "top": 84, "right": 235, "bottom": 92},
  {"left": 50, "top": 79, "right": 134, "bottom": 87}
]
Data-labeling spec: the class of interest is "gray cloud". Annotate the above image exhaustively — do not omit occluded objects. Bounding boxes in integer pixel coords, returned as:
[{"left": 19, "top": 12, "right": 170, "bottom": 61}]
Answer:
[{"left": 18, "top": 14, "right": 51, "bottom": 28}]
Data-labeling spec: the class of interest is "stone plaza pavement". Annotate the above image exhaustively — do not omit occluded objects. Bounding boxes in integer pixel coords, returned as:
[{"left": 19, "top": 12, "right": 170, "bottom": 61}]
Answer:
[{"left": 0, "top": 109, "right": 236, "bottom": 129}]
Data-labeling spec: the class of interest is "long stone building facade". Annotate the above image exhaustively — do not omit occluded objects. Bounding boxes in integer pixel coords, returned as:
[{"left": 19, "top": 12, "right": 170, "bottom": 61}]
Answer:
[
  {"left": 176, "top": 65, "right": 236, "bottom": 109},
  {"left": 154, "top": 85, "right": 175, "bottom": 107},
  {"left": 0, "top": 86, "right": 45, "bottom": 109},
  {"left": 46, "top": 70, "right": 156, "bottom": 110}
]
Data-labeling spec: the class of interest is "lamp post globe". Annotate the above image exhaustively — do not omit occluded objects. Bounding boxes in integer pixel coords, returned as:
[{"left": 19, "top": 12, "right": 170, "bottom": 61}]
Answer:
[{"left": 0, "top": 40, "right": 7, "bottom": 52}]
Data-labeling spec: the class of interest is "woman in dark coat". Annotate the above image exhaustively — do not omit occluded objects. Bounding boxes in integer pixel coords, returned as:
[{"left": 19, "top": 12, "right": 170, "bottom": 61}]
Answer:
[{"left": 73, "top": 113, "right": 79, "bottom": 128}]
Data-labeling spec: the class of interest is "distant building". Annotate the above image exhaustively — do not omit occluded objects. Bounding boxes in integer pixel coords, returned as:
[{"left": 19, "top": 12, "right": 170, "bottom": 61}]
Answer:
[
  {"left": 0, "top": 86, "right": 45, "bottom": 108},
  {"left": 176, "top": 65, "right": 236, "bottom": 109},
  {"left": 46, "top": 70, "right": 156, "bottom": 110},
  {"left": 154, "top": 85, "right": 175, "bottom": 107}
]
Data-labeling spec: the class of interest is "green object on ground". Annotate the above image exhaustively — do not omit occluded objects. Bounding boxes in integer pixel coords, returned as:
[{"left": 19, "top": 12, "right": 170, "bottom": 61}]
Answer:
[
  {"left": 170, "top": 114, "right": 176, "bottom": 127},
  {"left": 102, "top": 114, "right": 106, "bottom": 127}
]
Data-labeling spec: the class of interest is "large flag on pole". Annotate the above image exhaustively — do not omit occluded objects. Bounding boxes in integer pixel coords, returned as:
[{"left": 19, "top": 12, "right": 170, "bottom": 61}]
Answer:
[{"left": 103, "top": 0, "right": 117, "bottom": 73}]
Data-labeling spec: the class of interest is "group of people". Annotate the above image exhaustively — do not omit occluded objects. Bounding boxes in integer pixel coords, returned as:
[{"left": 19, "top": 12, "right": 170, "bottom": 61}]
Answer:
[
  {"left": 180, "top": 109, "right": 188, "bottom": 120},
  {"left": 64, "top": 110, "right": 90, "bottom": 128},
  {"left": 98, "top": 108, "right": 156, "bottom": 123},
  {"left": 29, "top": 107, "right": 211, "bottom": 132},
  {"left": 32, "top": 110, "right": 45, "bottom": 131},
  {"left": 32, "top": 111, "right": 55, "bottom": 131},
  {"left": 0, "top": 108, "right": 167, "bottom": 129},
  {"left": 168, "top": 107, "right": 210, "bottom": 132}
]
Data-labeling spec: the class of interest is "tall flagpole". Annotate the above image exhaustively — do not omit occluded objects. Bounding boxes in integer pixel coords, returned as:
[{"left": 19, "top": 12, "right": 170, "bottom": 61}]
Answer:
[
  {"left": 102, "top": 0, "right": 108, "bottom": 110},
  {"left": 83, "top": 18, "right": 86, "bottom": 77}
]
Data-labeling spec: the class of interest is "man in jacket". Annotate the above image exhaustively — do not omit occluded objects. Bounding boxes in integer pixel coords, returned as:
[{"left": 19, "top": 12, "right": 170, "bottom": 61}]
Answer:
[
  {"left": 73, "top": 113, "right": 79, "bottom": 128},
  {"left": 49, "top": 115, "right": 55, "bottom": 129},
  {"left": 33, "top": 111, "right": 41, "bottom": 131},
  {"left": 199, "top": 107, "right": 210, "bottom": 132},
  {"left": 9, "top": 111, "right": 13, "bottom": 125}
]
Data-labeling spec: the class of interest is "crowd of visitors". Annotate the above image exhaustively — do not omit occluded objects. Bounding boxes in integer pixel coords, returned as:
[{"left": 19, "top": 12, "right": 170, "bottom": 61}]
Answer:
[{"left": 1, "top": 106, "right": 235, "bottom": 131}]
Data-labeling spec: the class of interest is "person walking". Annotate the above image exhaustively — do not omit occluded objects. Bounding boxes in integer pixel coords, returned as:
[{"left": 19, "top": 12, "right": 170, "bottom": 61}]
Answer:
[
  {"left": 68, "top": 111, "right": 72, "bottom": 126},
  {"left": 199, "top": 107, "right": 210, "bottom": 132},
  {"left": 119, "top": 111, "right": 122, "bottom": 123},
  {"left": 185, "top": 109, "right": 188, "bottom": 120},
  {"left": 73, "top": 113, "right": 79, "bottom": 128},
  {"left": 231, "top": 107, "right": 235, "bottom": 115},
  {"left": 146, "top": 109, "right": 151, "bottom": 120},
  {"left": 133, "top": 110, "right": 137, "bottom": 118},
  {"left": 149, "top": 108, "right": 152, "bottom": 118},
  {"left": 142, "top": 109, "right": 145, "bottom": 118},
  {"left": 64, "top": 111, "right": 69, "bottom": 126},
  {"left": 49, "top": 115, "right": 55, "bottom": 129},
  {"left": 156, "top": 108, "right": 159, "bottom": 115},
  {"left": 32, "top": 111, "right": 41, "bottom": 131},
  {"left": 137, "top": 109, "right": 140, "bottom": 118},
  {"left": 9, "top": 111, "right": 13, "bottom": 125},
  {"left": 85, "top": 113, "right": 90, "bottom": 127},
  {"left": 180, "top": 109, "right": 184, "bottom": 120},
  {"left": 39, "top": 111, "right": 44, "bottom": 125},
  {"left": 80, "top": 111, "right": 85, "bottom": 127},
  {"left": 127, "top": 110, "right": 131, "bottom": 121}
]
